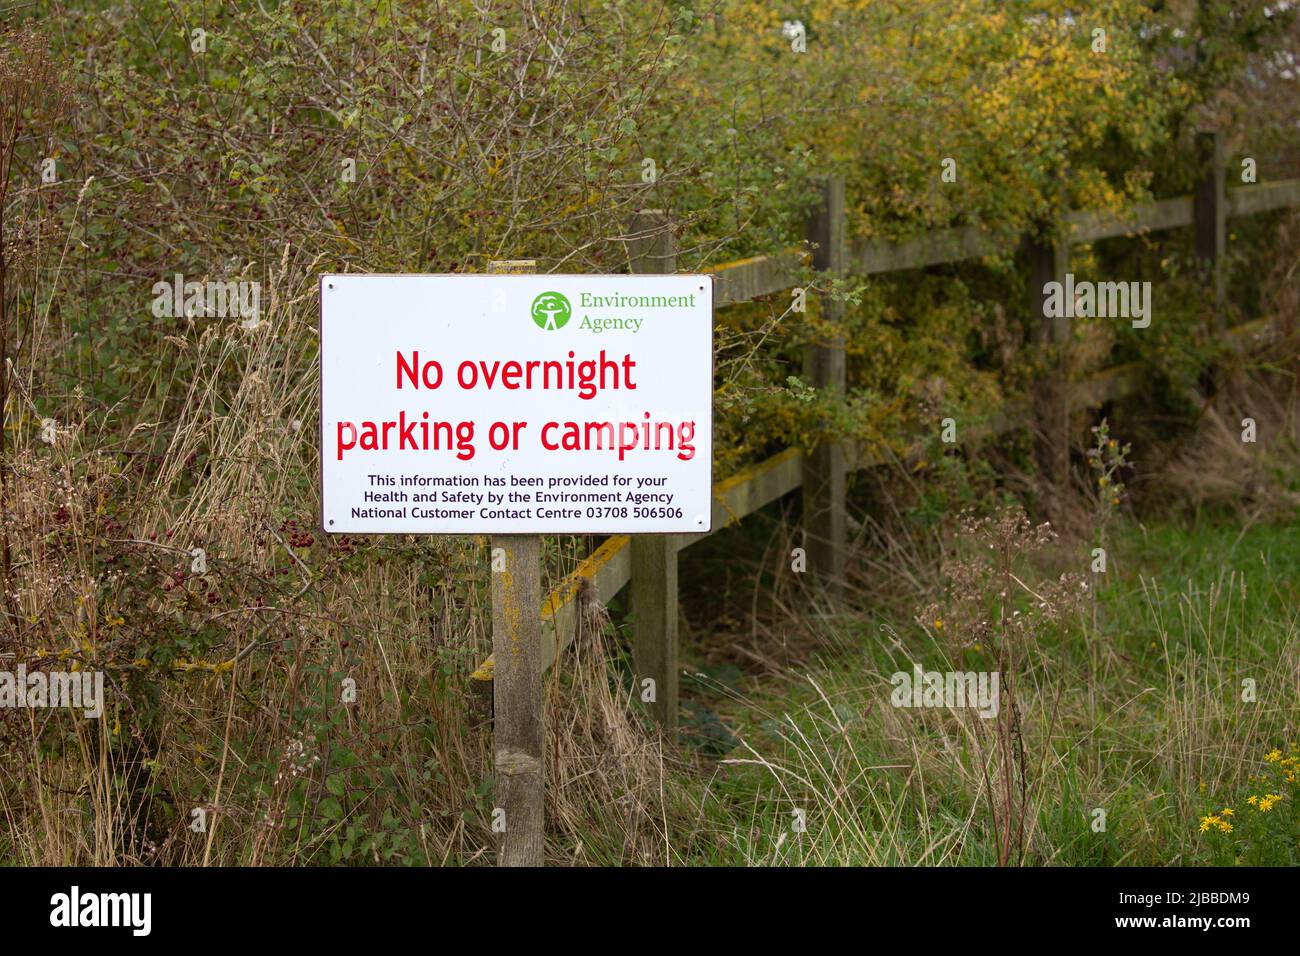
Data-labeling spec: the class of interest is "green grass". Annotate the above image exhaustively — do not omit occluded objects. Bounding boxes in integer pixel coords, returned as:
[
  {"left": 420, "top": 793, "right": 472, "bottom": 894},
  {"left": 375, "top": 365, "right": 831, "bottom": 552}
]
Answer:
[{"left": 664, "top": 513, "right": 1300, "bottom": 865}]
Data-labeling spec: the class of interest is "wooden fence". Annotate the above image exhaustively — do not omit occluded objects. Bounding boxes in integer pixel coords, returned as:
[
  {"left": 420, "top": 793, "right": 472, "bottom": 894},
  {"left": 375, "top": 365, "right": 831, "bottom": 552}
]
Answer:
[{"left": 471, "top": 132, "right": 1300, "bottom": 757}]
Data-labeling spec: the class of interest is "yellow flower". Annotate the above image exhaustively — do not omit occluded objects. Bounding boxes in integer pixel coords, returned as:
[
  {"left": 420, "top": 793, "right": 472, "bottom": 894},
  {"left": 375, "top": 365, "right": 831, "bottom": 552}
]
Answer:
[
  {"left": 1199, "top": 814, "right": 1221, "bottom": 833},
  {"left": 1220, "top": 808, "right": 1234, "bottom": 816},
  {"left": 1264, "top": 749, "right": 1282, "bottom": 763},
  {"left": 933, "top": 619, "right": 944, "bottom": 630},
  {"left": 1257, "top": 794, "right": 1283, "bottom": 812},
  {"left": 1246, "top": 795, "right": 1260, "bottom": 807}
]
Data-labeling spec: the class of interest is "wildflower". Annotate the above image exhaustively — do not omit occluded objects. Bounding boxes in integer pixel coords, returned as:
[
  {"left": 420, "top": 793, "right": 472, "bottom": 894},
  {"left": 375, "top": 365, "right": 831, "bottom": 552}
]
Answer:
[
  {"left": 1257, "top": 794, "right": 1283, "bottom": 812},
  {"left": 1265, "top": 749, "right": 1282, "bottom": 763},
  {"left": 1220, "top": 808, "right": 1234, "bottom": 816},
  {"left": 1199, "top": 814, "right": 1221, "bottom": 833}
]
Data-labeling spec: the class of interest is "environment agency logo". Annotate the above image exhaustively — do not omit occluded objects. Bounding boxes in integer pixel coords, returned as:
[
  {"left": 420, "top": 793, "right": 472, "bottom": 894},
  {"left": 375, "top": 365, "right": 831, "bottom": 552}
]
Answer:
[{"left": 530, "top": 291, "right": 571, "bottom": 330}]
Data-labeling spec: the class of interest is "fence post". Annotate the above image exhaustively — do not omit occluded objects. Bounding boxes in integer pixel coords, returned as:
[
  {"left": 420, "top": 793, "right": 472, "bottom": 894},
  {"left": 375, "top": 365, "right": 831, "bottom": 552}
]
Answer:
[
  {"left": 1028, "top": 226, "right": 1070, "bottom": 495},
  {"left": 487, "top": 259, "right": 544, "bottom": 867},
  {"left": 628, "top": 210, "right": 680, "bottom": 740},
  {"left": 802, "top": 175, "right": 847, "bottom": 601},
  {"left": 1194, "top": 129, "right": 1227, "bottom": 326}
]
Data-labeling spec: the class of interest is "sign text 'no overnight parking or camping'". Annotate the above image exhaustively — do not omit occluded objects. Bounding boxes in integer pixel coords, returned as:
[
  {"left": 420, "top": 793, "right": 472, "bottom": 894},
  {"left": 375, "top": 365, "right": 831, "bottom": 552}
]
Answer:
[{"left": 319, "top": 274, "right": 713, "bottom": 535}]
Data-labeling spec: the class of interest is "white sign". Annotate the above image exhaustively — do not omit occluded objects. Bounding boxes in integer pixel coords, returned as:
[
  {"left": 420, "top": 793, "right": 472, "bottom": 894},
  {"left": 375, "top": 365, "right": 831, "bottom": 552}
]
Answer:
[{"left": 320, "top": 274, "right": 713, "bottom": 534}]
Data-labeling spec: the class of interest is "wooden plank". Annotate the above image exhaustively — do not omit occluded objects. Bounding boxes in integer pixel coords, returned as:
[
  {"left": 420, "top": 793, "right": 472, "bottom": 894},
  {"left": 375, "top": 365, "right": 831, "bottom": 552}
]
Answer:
[
  {"left": 1226, "top": 178, "right": 1300, "bottom": 218},
  {"left": 1028, "top": 229, "right": 1070, "bottom": 495},
  {"left": 706, "top": 446, "right": 804, "bottom": 539},
  {"left": 706, "top": 183, "right": 1297, "bottom": 313},
  {"left": 470, "top": 450, "right": 810, "bottom": 685},
  {"left": 1029, "top": 230, "right": 1070, "bottom": 346},
  {"left": 630, "top": 538, "right": 678, "bottom": 735},
  {"left": 1195, "top": 130, "right": 1228, "bottom": 318},
  {"left": 1222, "top": 317, "right": 1278, "bottom": 354},
  {"left": 1070, "top": 362, "right": 1144, "bottom": 406},
  {"left": 709, "top": 250, "right": 805, "bottom": 307},
  {"left": 628, "top": 210, "right": 680, "bottom": 739},
  {"left": 473, "top": 534, "right": 632, "bottom": 687},
  {"left": 489, "top": 534, "right": 544, "bottom": 867},
  {"left": 705, "top": 182, "right": 1298, "bottom": 310},
  {"left": 486, "top": 258, "right": 544, "bottom": 868},
  {"left": 1066, "top": 196, "right": 1194, "bottom": 243},
  {"left": 473, "top": 315, "right": 1281, "bottom": 688},
  {"left": 802, "top": 176, "right": 848, "bottom": 599},
  {"left": 539, "top": 534, "right": 632, "bottom": 673},
  {"left": 850, "top": 223, "right": 1007, "bottom": 275}
]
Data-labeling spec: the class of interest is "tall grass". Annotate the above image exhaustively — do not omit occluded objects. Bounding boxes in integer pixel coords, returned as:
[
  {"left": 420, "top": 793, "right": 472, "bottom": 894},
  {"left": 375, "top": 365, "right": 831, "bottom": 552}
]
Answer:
[{"left": 677, "top": 514, "right": 1299, "bottom": 866}]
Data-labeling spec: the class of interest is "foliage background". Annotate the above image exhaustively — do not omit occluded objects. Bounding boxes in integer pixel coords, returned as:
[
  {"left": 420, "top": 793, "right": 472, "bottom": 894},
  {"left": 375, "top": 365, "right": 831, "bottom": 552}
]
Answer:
[{"left": 1, "top": 0, "right": 1298, "bottom": 864}]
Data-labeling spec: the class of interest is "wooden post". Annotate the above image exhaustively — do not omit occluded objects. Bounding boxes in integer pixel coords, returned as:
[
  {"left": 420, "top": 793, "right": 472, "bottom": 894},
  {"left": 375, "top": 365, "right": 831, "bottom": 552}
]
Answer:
[
  {"left": 628, "top": 211, "right": 680, "bottom": 740},
  {"left": 487, "top": 259, "right": 544, "bottom": 867},
  {"left": 1194, "top": 129, "right": 1227, "bottom": 326},
  {"left": 802, "top": 176, "right": 847, "bottom": 601},
  {"left": 1028, "top": 227, "right": 1070, "bottom": 495}
]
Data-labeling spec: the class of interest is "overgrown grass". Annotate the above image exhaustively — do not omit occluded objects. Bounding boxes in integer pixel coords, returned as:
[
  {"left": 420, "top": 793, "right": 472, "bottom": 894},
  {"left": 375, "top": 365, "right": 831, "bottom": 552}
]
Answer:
[{"left": 666, "top": 514, "right": 1300, "bottom": 865}]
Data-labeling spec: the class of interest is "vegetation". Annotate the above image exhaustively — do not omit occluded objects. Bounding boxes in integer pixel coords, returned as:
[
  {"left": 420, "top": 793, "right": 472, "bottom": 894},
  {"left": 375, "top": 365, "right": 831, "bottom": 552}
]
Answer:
[{"left": 1, "top": 0, "right": 1298, "bottom": 865}]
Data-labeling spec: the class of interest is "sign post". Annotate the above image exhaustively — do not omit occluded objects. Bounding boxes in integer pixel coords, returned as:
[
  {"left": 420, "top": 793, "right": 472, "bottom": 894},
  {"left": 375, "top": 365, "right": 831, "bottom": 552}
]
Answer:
[
  {"left": 486, "top": 259, "right": 544, "bottom": 867},
  {"left": 319, "top": 264, "right": 713, "bottom": 866},
  {"left": 628, "top": 213, "right": 680, "bottom": 740}
]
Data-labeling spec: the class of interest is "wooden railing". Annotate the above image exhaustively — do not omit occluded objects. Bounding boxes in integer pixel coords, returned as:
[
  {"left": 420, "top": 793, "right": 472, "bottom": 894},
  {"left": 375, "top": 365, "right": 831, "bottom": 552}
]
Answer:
[{"left": 471, "top": 138, "right": 1300, "bottom": 741}]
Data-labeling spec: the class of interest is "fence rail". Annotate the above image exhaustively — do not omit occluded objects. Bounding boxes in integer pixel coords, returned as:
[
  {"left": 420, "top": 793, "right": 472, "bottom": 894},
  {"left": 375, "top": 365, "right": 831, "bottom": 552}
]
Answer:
[{"left": 471, "top": 163, "right": 1300, "bottom": 728}]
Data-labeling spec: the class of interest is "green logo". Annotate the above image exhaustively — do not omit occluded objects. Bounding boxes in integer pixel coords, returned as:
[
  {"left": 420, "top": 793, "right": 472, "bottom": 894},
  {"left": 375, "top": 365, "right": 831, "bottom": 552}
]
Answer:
[{"left": 530, "top": 291, "right": 571, "bottom": 330}]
